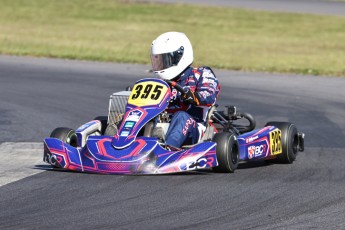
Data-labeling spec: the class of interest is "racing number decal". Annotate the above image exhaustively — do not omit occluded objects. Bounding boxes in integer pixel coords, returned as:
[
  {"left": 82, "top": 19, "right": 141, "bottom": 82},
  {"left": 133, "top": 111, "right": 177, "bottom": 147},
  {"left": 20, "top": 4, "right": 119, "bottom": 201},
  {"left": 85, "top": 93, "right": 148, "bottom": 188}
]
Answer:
[
  {"left": 128, "top": 81, "right": 168, "bottom": 106},
  {"left": 270, "top": 128, "right": 282, "bottom": 155},
  {"left": 131, "top": 84, "right": 163, "bottom": 100},
  {"left": 131, "top": 84, "right": 143, "bottom": 99},
  {"left": 151, "top": 85, "right": 163, "bottom": 100}
]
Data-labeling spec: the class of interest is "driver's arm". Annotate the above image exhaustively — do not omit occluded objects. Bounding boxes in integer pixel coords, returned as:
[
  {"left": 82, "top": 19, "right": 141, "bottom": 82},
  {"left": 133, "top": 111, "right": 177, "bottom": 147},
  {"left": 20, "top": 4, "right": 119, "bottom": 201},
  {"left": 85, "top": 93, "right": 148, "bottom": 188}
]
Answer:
[{"left": 194, "top": 67, "right": 220, "bottom": 106}]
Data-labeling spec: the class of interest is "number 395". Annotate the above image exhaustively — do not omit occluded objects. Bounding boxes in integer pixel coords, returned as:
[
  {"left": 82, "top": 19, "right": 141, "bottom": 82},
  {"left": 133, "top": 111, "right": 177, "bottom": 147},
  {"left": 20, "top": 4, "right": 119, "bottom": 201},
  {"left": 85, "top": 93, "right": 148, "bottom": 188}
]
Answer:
[{"left": 131, "top": 84, "right": 163, "bottom": 100}]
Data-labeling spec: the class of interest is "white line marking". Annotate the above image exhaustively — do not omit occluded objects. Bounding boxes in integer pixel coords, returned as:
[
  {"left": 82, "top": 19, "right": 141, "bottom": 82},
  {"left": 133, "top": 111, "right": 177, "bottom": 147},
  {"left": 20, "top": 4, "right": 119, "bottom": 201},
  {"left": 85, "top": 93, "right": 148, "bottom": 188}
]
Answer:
[{"left": 0, "top": 142, "right": 43, "bottom": 187}]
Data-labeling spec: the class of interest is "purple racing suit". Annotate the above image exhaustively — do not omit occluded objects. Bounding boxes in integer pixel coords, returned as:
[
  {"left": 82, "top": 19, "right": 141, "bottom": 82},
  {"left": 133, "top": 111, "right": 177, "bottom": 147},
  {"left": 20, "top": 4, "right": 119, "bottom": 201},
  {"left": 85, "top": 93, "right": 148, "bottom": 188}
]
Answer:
[{"left": 165, "top": 66, "right": 220, "bottom": 148}]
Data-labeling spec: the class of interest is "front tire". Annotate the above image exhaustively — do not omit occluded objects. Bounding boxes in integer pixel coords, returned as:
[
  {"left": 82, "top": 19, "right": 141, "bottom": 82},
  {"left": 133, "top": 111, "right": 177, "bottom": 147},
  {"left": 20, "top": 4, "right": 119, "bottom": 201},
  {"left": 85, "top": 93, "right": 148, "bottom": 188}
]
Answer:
[
  {"left": 50, "top": 127, "right": 78, "bottom": 147},
  {"left": 213, "top": 133, "right": 239, "bottom": 173},
  {"left": 94, "top": 116, "right": 108, "bottom": 135},
  {"left": 265, "top": 122, "right": 299, "bottom": 163}
]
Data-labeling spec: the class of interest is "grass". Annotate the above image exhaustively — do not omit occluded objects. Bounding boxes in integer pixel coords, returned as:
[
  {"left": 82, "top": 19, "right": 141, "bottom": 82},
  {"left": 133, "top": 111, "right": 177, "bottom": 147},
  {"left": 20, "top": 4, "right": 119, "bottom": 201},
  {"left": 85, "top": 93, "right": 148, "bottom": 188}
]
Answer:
[{"left": 0, "top": 0, "right": 345, "bottom": 76}]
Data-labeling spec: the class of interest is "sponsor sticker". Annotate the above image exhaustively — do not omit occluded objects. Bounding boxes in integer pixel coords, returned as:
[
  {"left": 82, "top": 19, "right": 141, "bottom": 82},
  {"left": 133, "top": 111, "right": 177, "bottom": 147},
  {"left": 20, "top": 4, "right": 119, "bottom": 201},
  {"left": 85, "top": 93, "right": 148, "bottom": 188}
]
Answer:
[
  {"left": 246, "top": 135, "right": 259, "bottom": 143},
  {"left": 247, "top": 141, "right": 268, "bottom": 159},
  {"left": 125, "top": 121, "right": 135, "bottom": 128},
  {"left": 127, "top": 110, "right": 143, "bottom": 122},
  {"left": 120, "top": 131, "right": 130, "bottom": 137},
  {"left": 248, "top": 146, "right": 255, "bottom": 159},
  {"left": 180, "top": 157, "right": 208, "bottom": 170}
]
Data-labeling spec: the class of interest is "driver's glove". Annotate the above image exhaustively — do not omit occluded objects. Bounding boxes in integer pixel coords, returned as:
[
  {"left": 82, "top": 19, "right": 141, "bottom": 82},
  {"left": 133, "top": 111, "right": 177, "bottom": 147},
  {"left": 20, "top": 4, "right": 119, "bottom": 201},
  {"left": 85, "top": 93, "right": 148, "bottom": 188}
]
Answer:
[{"left": 182, "top": 89, "right": 201, "bottom": 106}]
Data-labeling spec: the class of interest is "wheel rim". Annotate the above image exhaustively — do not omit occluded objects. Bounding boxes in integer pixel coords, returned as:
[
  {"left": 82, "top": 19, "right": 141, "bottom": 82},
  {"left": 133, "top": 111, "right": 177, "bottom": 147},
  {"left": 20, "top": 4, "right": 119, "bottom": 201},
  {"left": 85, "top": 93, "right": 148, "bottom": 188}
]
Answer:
[{"left": 68, "top": 134, "right": 78, "bottom": 147}]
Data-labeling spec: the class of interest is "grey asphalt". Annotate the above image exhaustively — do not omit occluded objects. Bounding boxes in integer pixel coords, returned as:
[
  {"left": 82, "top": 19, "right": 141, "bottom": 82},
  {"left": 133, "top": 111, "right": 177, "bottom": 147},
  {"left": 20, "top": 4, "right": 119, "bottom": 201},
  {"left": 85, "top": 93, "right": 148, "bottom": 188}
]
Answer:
[
  {"left": 0, "top": 55, "right": 345, "bottom": 229},
  {"left": 154, "top": 0, "right": 345, "bottom": 16}
]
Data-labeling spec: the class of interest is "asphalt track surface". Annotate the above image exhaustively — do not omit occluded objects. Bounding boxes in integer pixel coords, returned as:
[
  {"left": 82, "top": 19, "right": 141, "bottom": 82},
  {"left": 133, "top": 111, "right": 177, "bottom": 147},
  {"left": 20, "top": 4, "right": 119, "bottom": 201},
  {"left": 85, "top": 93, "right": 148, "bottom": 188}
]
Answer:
[
  {"left": 1, "top": 55, "right": 345, "bottom": 229},
  {"left": 154, "top": 0, "right": 345, "bottom": 16}
]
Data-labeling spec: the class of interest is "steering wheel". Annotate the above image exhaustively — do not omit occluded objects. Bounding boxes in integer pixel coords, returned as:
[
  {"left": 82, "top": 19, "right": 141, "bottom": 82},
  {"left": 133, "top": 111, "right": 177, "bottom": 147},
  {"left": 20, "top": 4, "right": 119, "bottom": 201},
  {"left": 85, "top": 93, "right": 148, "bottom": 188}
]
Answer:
[
  {"left": 165, "top": 80, "right": 186, "bottom": 95},
  {"left": 232, "top": 112, "right": 256, "bottom": 133}
]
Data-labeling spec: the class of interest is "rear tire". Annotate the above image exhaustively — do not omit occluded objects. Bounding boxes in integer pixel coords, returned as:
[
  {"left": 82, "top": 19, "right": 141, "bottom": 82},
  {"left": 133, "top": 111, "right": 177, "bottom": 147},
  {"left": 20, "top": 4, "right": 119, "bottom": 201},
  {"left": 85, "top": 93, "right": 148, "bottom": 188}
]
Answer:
[
  {"left": 212, "top": 133, "right": 239, "bottom": 173},
  {"left": 265, "top": 122, "right": 299, "bottom": 163},
  {"left": 50, "top": 127, "right": 78, "bottom": 147}
]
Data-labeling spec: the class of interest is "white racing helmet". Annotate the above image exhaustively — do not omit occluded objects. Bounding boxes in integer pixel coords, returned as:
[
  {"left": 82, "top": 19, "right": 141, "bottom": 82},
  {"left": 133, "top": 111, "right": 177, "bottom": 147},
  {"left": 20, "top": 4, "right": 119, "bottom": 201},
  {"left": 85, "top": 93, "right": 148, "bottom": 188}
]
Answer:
[{"left": 151, "top": 32, "right": 194, "bottom": 80}]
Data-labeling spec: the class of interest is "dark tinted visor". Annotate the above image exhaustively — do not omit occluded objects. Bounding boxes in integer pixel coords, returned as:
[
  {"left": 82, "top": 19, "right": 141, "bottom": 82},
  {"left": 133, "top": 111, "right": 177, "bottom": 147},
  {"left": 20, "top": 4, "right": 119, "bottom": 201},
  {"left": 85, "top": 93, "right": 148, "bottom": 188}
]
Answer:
[{"left": 151, "top": 46, "right": 184, "bottom": 71}]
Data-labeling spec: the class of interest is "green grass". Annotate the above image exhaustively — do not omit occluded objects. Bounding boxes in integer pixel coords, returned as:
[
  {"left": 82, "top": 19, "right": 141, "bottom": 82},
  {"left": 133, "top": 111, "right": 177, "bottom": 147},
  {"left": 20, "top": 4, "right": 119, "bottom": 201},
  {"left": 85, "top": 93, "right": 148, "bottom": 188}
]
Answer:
[{"left": 1, "top": 0, "right": 345, "bottom": 76}]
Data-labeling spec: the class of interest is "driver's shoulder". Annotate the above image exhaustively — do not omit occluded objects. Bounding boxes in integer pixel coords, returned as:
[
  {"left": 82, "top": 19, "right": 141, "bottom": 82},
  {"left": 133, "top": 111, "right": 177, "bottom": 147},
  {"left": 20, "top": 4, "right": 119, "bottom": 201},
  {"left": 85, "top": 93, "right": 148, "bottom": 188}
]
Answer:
[
  {"left": 180, "top": 66, "right": 217, "bottom": 83},
  {"left": 193, "top": 66, "right": 216, "bottom": 79}
]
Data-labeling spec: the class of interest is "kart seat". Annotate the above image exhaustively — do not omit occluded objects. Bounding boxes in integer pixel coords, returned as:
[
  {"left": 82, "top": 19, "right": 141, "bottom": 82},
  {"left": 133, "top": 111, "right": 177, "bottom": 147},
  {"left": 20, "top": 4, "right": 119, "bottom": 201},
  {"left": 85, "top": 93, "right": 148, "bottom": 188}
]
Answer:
[{"left": 200, "top": 105, "right": 217, "bottom": 142}]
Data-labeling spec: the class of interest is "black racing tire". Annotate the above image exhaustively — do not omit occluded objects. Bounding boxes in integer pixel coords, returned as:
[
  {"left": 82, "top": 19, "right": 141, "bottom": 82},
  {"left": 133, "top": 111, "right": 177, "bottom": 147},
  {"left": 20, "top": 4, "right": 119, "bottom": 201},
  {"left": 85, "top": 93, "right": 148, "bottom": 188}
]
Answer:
[
  {"left": 50, "top": 127, "right": 78, "bottom": 147},
  {"left": 212, "top": 132, "right": 239, "bottom": 173},
  {"left": 94, "top": 116, "right": 108, "bottom": 135},
  {"left": 265, "top": 122, "right": 299, "bottom": 164}
]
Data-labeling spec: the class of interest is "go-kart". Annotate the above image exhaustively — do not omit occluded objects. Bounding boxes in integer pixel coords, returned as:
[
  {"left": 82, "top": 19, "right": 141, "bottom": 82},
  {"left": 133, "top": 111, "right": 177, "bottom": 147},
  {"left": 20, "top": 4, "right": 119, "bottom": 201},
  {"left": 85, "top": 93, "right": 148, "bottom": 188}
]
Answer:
[{"left": 43, "top": 78, "right": 305, "bottom": 174}]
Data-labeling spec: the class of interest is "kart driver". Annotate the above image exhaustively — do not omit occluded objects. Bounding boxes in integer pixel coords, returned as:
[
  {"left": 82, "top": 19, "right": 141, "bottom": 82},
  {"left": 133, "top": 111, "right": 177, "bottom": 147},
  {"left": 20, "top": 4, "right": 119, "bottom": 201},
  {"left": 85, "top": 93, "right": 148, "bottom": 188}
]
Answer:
[{"left": 151, "top": 31, "right": 220, "bottom": 149}]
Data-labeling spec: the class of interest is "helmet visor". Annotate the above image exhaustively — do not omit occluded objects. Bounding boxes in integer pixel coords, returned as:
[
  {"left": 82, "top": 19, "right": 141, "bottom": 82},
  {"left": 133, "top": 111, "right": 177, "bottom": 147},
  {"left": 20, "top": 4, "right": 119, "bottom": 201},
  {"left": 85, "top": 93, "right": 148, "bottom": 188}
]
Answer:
[{"left": 151, "top": 46, "right": 184, "bottom": 71}]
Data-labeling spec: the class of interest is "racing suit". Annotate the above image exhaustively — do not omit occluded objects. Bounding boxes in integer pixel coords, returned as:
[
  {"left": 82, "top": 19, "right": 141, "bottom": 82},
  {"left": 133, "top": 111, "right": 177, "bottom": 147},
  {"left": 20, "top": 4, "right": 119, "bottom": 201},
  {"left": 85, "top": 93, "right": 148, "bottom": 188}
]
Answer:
[{"left": 165, "top": 66, "right": 220, "bottom": 148}]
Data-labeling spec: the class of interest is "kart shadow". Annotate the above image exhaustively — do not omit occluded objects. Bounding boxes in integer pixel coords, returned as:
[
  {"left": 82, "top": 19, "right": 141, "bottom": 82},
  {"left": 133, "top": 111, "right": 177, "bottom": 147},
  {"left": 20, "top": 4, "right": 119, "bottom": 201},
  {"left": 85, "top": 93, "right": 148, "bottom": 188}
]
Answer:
[
  {"left": 237, "top": 161, "right": 271, "bottom": 170},
  {"left": 34, "top": 164, "right": 55, "bottom": 170},
  {"left": 140, "top": 169, "right": 214, "bottom": 176},
  {"left": 34, "top": 164, "right": 83, "bottom": 174}
]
